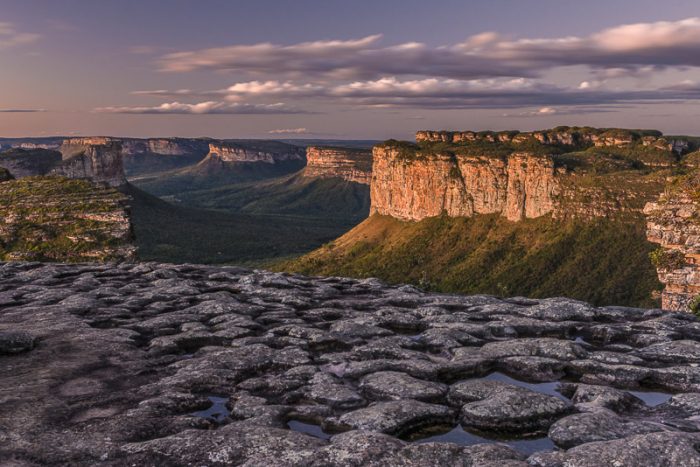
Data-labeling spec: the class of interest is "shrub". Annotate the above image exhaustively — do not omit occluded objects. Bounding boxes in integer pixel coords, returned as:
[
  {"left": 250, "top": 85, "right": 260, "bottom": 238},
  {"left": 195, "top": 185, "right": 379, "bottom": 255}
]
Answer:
[
  {"left": 649, "top": 248, "right": 686, "bottom": 270},
  {"left": 689, "top": 295, "right": 700, "bottom": 316}
]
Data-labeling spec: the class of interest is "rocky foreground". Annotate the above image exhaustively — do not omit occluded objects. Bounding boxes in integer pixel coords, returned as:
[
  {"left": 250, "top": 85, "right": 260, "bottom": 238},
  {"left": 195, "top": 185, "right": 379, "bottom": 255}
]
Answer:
[{"left": 2, "top": 263, "right": 700, "bottom": 466}]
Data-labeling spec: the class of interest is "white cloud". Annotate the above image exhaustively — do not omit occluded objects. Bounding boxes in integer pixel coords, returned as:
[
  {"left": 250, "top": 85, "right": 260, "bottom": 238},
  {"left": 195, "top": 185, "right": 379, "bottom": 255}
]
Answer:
[
  {"left": 0, "top": 22, "right": 40, "bottom": 49},
  {"left": 267, "top": 128, "right": 309, "bottom": 134},
  {"left": 93, "top": 101, "right": 311, "bottom": 115},
  {"left": 156, "top": 18, "right": 700, "bottom": 80}
]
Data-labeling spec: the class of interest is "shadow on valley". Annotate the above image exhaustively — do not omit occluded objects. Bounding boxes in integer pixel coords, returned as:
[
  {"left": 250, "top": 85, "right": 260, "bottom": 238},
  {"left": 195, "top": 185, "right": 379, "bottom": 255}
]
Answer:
[{"left": 124, "top": 184, "right": 365, "bottom": 266}]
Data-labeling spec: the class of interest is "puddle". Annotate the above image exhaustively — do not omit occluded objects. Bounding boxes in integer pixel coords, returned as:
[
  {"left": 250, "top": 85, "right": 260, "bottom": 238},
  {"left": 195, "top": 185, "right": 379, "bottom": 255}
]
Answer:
[
  {"left": 415, "top": 425, "right": 555, "bottom": 455},
  {"left": 287, "top": 420, "right": 333, "bottom": 440},
  {"left": 189, "top": 395, "right": 230, "bottom": 423},
  {"left": 481, "top": 372, "right": 569, "bottom": 401},
  {"left": 629, "top": 390, "right": 672, "bottom": 407},
  {"left": 287, "top": 419, "right": 556, "bottom": 455}
]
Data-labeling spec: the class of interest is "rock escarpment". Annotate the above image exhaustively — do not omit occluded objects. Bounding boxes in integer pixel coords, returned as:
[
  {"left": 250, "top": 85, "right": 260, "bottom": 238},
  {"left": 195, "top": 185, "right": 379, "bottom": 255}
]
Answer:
[
  {"left": 57, "top": 138, "right": 126, "bottom": 186},
  {"left": 0, "top": 177, "right": 134, "bottom": 262},
  {"left": 371, "top": 128, "right": 678, "bottom": 223},
  {"left": 370, "top": 146, "right": 560, "bottom": 222},
  {"left": 645, "top": 175, "right": 700, "bottom": 312},
  {"left": 2, "top": 262, "right": 700, "bottom": 465},
  {"left": 202, "top": 142, "right": 305, "bottom": 165},
  {"left": 303, "top": 147, "right": 372, "bottom": 185}
]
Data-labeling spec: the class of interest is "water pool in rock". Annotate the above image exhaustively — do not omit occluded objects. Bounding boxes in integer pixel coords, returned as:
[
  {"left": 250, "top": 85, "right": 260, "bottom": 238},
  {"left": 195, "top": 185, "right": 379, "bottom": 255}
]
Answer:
[{"left": 189, "top": 395, "right": 230, "bottom": 423}]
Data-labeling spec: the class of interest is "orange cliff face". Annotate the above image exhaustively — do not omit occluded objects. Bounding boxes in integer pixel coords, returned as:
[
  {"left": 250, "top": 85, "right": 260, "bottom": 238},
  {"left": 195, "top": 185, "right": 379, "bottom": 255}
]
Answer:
[
  {"left": 644, "top": 177, "right": 700, "bottom": 312},
  {"left": 202, "top": 142, "right": 305, "bottom": 165},
  {"left": 369, "top": 146, "right": 559, "bottom": 222},
  {"left": 303, "top": 147, "right": 372, "bottom": 185}
]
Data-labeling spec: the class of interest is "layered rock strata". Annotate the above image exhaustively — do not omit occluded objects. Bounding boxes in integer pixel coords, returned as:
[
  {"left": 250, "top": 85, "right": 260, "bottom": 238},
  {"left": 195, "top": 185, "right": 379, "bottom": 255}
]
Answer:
[
  {"left": 645, "top": 176, "right": 700, "bottom": 311},
  {"left": 57, "top": 139, "right": 126, "bottom": 186},
  {"left": 304, "top": 147, "right": 372, "bottom": 185},
  {"left": 370, "top": 146, "right": 560, "bottom": 221},
  {"left": 203, "top": 142, "right": 305, "bottom": 165},
  {"left": 3, "top": 262, "right": 700, "bottom": 464}
]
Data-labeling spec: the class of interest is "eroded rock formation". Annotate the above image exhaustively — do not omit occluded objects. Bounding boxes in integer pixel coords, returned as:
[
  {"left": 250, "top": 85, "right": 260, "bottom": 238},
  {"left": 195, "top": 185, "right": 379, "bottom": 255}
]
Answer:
[
  {"left": 57, "top": 138, "right": 126, "bottom": 186},
  {"left": 2, "top": 262, "right": 700, "bottom": 465},
  {"left": 303, "top": 147, "right": 372, "bottom": 185},
  {"left": 370, "top": 146, "right": 560, "bottom": 221},
  {"left": 645, "top": 175, "right": 700, "bottom": 311},
  {"left": 203, "top": 142, "right": 305, "bottom": 165}
]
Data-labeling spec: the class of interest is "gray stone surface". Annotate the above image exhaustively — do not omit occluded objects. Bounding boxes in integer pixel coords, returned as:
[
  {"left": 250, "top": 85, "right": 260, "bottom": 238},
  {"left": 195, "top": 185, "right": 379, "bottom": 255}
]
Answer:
[{"left": 1, "top": 261, "right": 700, "bottom": 465}]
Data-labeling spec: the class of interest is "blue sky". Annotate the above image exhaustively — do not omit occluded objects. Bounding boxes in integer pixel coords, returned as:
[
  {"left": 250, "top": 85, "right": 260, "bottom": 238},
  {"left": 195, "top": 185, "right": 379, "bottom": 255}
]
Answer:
[{"left": 3, "top": 0, "right": 700, "bottom": 138}]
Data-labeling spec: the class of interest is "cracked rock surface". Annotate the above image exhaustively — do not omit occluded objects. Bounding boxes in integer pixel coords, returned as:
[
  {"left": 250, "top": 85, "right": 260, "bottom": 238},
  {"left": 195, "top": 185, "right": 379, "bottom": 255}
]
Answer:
[{"left": 2, "top": 262, "right": 700, "bottom": 465}]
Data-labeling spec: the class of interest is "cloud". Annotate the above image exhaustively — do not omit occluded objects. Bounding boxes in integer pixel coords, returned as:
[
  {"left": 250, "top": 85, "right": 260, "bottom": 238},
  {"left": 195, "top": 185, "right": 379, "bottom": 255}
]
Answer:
[
  {"left": 0, "top": 108, "right": 46, "bottom": 113},
  {"left": 158, "top": 34, "right": 526, "bottom": 79},
  {"left": 126, "top": 75, "right": 700, "bottom": 111},
  {"left": 93, "top": 101, "right": 312, "bottom": 115},
  {"left": 0, "top": 22, "right": 41, "bottom": 49},
  {"left": 157, "top": 18, "right": 700, "bottom": 80},
  {"left": 267, "top": 128, "right": 309, "bottom": 134},
  {"left": 501, "top": 106, "right": 619, "bottom": 117}
]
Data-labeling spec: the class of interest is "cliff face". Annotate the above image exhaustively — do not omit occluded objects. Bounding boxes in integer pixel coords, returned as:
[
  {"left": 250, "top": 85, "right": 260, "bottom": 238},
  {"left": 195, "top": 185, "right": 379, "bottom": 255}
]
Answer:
[
  {"left": 644, "top": 176, "right": 700, "bottom": 311},
  {"left": 56, "top": 139, "right": 126, "bottom": 186},
  {"left": 202, "top": 142, "right": 305, "bottom": 165},
  {"left": 303, "top": 147, "right": 372, "bottom": 185},
  {"left": 370, "top": 147, "right": 559, "bottom": 221}
]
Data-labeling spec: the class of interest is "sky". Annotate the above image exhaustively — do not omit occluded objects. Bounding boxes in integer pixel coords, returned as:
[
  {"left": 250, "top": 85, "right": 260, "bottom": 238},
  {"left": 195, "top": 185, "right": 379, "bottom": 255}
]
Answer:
[{"left": 3, "top": 0, "right": 700, "bottom": 139}]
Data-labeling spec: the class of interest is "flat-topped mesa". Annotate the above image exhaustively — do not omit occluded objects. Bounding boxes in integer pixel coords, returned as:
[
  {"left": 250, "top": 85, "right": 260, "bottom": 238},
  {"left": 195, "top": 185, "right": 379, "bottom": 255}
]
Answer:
[
  {"left": 303, "top": 146, "right": 372, "bottom": 185},
  {"left": 644, "top": 175, "right": 700, "bottom": 312},
  {"left": 416, "top": 127, "right": 691, "bottom": 155},
  {"left": 370, "top": 145, "right": 559, "bottom": 222},
  {"left": 203, "top": 142, "right": 305, "bottom": 165},
  {"left": 56, "top": 138, "right": 126, "bottom": 186}
]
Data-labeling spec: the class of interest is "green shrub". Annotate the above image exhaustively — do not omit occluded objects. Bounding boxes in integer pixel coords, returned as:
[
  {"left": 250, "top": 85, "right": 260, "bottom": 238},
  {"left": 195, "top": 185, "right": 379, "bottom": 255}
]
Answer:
[
  {"left": 649, "top": 248, "right": 686, "bottom": 270},
  {"left": 688, "top": 296, "right": 700, "bottom": 316}
]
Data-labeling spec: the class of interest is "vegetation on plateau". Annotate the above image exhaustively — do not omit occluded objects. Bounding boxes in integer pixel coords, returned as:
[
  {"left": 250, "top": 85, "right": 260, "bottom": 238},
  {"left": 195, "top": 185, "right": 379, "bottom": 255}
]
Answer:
[{"left": 278, "top": 213, "right": 663, "bottom": 308}]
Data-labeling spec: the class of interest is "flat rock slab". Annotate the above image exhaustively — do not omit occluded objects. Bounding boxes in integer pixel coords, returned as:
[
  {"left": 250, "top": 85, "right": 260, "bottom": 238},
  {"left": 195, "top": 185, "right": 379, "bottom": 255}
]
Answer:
[
  {"left": 359, "top": 371, "right": 448, "bottom": 402},
  {"left": 450, "top": 380, "right": 572, "bottom": 433},
  {"left": 326, "top": 400, "right": 455, "bottom": 436},
  {"left": 1, "top": 261, "right": 700, "bottom": 465}
]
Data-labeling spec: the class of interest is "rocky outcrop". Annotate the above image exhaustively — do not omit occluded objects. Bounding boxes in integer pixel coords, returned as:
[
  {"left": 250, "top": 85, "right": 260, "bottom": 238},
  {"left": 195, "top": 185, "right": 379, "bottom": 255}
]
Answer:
[
  {"left": 370, "top": 146, "right": 560, "bottom": 221},
  {"left": 2, "top": 262, "right": 700, "bottom": 465},
  {"left": 0, "top": 177, "right": 134, "bottom": 262},
  {"left": 56, "top": 139, "right": 126, "bottom": 186},
  {"left": 303, "top": 147, "right": 372, "bottom": 184},
  {"left": 203, "top": 142, "right": 305, "bottom": 165},
  {"left": 416, "top": 128, "right": 691, "bottom": 155},
  {"left": 644, "top": 175, "right": 700, "bottom": 311}
]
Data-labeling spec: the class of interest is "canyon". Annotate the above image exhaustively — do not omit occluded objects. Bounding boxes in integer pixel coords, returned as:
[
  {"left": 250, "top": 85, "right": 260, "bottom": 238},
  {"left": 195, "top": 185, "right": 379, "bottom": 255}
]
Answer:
[{"left": 286, "top": 127, "right": 697, "bottom": 309}]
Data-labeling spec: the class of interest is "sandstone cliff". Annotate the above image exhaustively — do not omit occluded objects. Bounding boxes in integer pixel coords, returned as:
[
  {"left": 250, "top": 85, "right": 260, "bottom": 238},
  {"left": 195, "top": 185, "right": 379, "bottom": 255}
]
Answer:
[
  {"left": 303, "top": 146, "right": 372, "bottom": 185},
  {"left": 644, "top": 175, "right": 700, "bottom": 311},
  {"left": 370, "top": 146, "right": 560, "bottom": 221},
  {"left": 202, "top": 142, "right": 305, "bottom": 165},
  {"left": 56, "top": 139, "right": 126, "bottom": 186}
]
